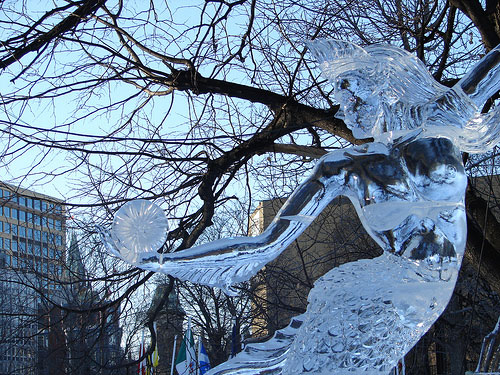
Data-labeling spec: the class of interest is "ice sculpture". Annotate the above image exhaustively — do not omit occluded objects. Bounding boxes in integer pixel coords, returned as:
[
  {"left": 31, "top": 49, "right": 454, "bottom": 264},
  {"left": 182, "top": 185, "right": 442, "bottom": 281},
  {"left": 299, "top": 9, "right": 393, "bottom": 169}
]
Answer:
[
  {"left": 100, "top": 41, "right": 500, "bottom": 374},
  {"left": 101, "top": 199, "right": 168, "bottom": 264},
  {"left": 474, "top": 316, "right": 500, "bottom": 373}
]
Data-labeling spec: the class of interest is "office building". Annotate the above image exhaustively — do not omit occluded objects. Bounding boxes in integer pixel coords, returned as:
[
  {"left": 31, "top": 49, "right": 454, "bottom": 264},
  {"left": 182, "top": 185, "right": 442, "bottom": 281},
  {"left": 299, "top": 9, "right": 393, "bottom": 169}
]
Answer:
[
  {"left": 0, "top": 182, "right": 66, "bottom": 283},
  {"left": 0, "top": 182, "right": 66, "bottom": 375}
]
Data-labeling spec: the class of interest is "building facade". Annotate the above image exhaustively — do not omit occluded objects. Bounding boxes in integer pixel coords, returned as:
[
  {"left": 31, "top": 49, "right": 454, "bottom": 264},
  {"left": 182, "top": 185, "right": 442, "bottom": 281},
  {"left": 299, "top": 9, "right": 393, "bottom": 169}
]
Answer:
[
  {"left": 147, "top": 284, "right": 185, "bottom": 375},
  {"left": 0, "top": 182, "right": 67, "bottom": 375},
  {"left": 63, "top": 233, "right": 124, "bottom": 375},
  {"left": 0, "top": 182, "right": 66, "bottom": 284}
]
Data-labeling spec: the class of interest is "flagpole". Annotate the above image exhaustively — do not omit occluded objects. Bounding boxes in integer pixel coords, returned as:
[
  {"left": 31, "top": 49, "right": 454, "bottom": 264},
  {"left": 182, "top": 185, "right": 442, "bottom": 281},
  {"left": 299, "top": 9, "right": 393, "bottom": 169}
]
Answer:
[
  {"left": 139, "top": 330, "right": 145, "bottom": 375},
  {"left": 170, "top": 334, "right": 177, "bottom": 375},
  {"left": 197, "top": 337, "right": 201, "bottom": 375},
  {"left": 187, "top": 317, "right": 193, "bottom": 375},
  {"left": 152, "top": 322, "right": 159, "bottom": 371},
  {"left": 197, "top": 336, "right": 211, "bottom": 375}
]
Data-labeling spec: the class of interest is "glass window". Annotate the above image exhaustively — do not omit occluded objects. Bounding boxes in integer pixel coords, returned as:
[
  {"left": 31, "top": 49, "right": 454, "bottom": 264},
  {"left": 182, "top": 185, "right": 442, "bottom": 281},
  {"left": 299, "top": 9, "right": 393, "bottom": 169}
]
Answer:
[
  {"left": 3, "top": 190, "right": 10, "bottom": 199},
  {"left": 34, "top": 214, "right": 40, "bottom": 226},
  {"left": 4, "top": 239, "right": 9, "bottom": 250},
  {"left": 56, "top": 235, "right": 62, "bottom": 246},
  {"left": 35, "top": 244, "right": 41, "bottom": 256},
  {"left": 42, "top": 231, "right": 48, "bottom": 243},
  {"left": 48, "top": 218, "right": 54, "bottom": 229},
  {"left": 19, "top": 242, "right": 26, "bottom": 253},
  {"left": 28, "top": 228, "right": 33, "bottom": 239},
  {"left": 41, "top": 201, "right": 47, "bottom": 212},
  {"left": 43, "top": 246, "right": 48, "bottom": 257},
  {"left": 11, "top": 240, "right": 17, "bottom": 252},
  {"left": 49, "top": 248, "right": 55, "bottom": 258},
  {"left": 11, "top": 257, "right": 17, "bottom": 268},
  {"left": 4, "top": 223, "right": 9, "bottom": 234},
  {"left": 26, "top": 198, "right": 32, "bottom": 208},
  {"left": 35, "top": 230, "right": 41, "bottom": 241},
  {"left": 0, "top": 189, "right": 2, "bottom": 198},
  {"left": 33, "top": 199, "right": 40, "bottom": 211},
  {"left": 18, "top": 197, "right": 26, "bottom": 206},
  {"left": 42, "top": 263, "right": 47, "bottom": 273},
  {"left": 0, "top": 237, "right": 2, "bottom": 249},
  {"left": 42, "top": 217, "right": 47, "bottom": 228},
  {"left": 27, "top": 212, "right": 32, "bottom": 223},
  {"left": 18, "top": 210, "right": 25, "bottom": 222},
  {"left": 11, "top": 224, "right": 17, "bottom": 236},
  {"left": 10, "top": 208, "right": 17, "bottom": 220},
  {"left": 28, "top": 243, "right": 33, "bottom": 255},
  {"left": 3, "top": 207, "right": 9, "bottom": 218},
  {"left": 55, "top": 205, "right": 62, "bottom": 214},
  {"left": 19, "top": 226, "right": 26, "bottom": 238},
  {"left": 55, "top": 220, "right": 62, "bottom": 230},
  {"left": 0, "top": 221, "right": 2, "bottom": 232}
]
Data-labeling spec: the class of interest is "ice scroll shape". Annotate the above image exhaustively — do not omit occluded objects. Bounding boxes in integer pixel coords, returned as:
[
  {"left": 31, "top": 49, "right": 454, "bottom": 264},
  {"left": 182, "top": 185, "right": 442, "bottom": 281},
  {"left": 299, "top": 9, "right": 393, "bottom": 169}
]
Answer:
[{"left": 101, "top": 41, "right": 500, "bottom": 374}]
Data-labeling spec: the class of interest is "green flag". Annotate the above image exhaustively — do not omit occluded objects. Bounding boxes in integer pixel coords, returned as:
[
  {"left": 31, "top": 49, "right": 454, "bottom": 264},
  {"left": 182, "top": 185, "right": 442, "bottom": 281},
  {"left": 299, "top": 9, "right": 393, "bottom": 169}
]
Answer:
[{"left": 175, "top": 319, "right": 195, "bottom": 375}]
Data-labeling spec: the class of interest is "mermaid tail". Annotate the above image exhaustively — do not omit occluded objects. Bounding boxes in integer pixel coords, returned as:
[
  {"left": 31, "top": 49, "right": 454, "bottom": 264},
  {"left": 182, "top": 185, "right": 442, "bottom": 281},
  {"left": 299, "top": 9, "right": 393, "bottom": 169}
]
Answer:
[
  {"left": 208, "top": 252, "right": 460, "bottom": 375},
  {"left": 207, "top": 315, "right": 303, "bottom": 375}
]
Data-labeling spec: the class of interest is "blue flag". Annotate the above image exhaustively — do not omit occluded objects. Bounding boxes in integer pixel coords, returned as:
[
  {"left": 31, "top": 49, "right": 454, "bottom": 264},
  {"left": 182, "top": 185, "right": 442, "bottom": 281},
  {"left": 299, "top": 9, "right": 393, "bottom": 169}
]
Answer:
[{"left": 198, "top": 340, "right": 211, "bottom": 375}]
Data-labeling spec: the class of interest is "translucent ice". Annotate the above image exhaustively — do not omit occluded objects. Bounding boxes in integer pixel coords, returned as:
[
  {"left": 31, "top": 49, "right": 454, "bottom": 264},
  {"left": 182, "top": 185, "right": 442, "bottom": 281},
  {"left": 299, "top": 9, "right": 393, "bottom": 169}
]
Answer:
[
  {"left": 475, "top": 316, "right": 500, "bottom": 373},
  {"left": 101, "top": 41, "right": 500, "bottom": 374},
  {"left": 100, "top": 199, "right": 168, "bottom": 264}
]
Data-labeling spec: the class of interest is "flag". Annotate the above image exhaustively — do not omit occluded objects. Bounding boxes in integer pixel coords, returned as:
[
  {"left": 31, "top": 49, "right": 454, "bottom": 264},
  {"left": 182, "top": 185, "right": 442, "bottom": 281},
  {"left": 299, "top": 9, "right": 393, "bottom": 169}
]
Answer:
[
  {"left": 151, "top": 322, "right": 159, "bottom": 368},
  {"left": 230, "top": 317, "right": 241, "bottom": 357},
  {"left": 175, "top": 318, "right": 196, "bottom": 375},
  {"left": 138, "top": 331, "right": 147, "bottom": 375},
  {"left": 198, "top": 339, "right": 211, "bottom": 375}
]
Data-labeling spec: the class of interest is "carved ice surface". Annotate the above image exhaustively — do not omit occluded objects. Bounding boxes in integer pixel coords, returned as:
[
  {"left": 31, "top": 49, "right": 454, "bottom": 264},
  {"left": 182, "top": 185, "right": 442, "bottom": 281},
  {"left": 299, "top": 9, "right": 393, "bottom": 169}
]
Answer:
[
  {"left": 475, "top": 316, "right": 500, "bottom": 373},
  {"left": 101, "top": 40, "right": 500, "bottom": 374},
  {"left": 206, "top": 253, "right": 460, "bottom": 375},
  {"left": 283, "top": 254, "right": 459, "bottom": 374},
  {"left": 101, "top": 199, "right": 168, "bottom": 264},
  {"left": 310, "top": 40, "right": 500, "bottom": 153}
]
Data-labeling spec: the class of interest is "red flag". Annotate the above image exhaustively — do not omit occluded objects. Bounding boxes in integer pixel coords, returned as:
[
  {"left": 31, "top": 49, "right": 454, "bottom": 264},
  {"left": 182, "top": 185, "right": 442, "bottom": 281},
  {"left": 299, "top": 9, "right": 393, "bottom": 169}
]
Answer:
[{"left": 138, "top": 332, "right": 147, "bottom": 375}]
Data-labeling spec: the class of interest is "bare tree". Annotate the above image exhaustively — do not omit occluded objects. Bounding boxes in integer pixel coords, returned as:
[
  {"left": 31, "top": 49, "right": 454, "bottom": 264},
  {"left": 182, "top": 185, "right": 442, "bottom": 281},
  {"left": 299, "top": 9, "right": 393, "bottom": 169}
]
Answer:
[{"left": 1, "top": 0, "right": 500, "bottom": 373}]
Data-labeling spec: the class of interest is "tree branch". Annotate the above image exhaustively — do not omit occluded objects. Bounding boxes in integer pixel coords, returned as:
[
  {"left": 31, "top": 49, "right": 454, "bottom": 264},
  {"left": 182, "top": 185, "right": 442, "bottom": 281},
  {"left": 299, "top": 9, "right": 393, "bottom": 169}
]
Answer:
[
  {"left": 450, "top": 0, "right": 500, "bottom": 50},
  {"left": 0, "top": 0, "right": 107, "bottom": 70},
  {"left": 168, "top": 69, "right": 357, "bottom": 142}
]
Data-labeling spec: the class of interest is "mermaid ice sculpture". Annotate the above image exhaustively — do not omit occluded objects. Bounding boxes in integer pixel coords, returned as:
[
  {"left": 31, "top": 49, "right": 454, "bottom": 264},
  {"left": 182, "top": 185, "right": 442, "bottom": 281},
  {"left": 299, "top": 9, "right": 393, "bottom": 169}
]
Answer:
[{"left": 100, "top": 41, "right": 500, "bottom": 374}]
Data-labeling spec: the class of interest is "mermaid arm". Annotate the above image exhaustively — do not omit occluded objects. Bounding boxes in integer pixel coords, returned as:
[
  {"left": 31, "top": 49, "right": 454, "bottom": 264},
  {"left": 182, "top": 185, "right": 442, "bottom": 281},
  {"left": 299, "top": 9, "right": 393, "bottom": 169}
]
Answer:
[
  {"left": 457, "top": 44, "right": 500, "bottom": 108},
  {"left": 104, "top": 151, "right": 354, "bottom": 294},
  {"left": 412, "top": 45, "right": 500, "bottom": 153}
]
